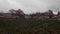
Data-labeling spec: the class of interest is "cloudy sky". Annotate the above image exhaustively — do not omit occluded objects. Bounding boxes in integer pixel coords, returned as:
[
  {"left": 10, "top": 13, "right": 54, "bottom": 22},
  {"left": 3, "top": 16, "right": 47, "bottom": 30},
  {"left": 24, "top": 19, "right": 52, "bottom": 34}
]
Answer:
[{"left": 0, "top": 0, "right": 60, "bottom": 14}]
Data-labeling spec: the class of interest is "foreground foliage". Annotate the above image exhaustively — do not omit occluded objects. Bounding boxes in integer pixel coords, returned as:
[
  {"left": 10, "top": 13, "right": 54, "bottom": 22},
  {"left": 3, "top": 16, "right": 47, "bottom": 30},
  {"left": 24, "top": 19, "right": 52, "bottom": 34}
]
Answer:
[{"left": 0, "top": 17, "right": 60, "bottom": 34}]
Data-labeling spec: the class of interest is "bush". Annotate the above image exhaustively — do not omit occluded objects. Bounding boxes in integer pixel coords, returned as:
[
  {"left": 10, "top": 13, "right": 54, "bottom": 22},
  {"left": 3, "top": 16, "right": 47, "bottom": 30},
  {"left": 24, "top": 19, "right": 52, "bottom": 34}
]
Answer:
[{"left": 0, "top": 18, "right": 60, "bottom": 34}]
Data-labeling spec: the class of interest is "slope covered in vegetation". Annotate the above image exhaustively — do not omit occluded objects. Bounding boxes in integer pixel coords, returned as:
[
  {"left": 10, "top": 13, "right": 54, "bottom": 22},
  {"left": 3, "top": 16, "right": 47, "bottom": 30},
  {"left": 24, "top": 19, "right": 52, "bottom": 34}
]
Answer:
[{"left": 0, "top": 17, "right": 60, "bottom": 34}]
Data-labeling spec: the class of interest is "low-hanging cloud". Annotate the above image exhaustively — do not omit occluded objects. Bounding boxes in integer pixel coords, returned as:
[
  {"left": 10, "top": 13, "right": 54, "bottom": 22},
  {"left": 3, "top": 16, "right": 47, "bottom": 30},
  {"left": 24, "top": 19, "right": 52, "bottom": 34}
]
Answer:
[{"left": 0, "top": 0, "right": 60, "bottom": 14}]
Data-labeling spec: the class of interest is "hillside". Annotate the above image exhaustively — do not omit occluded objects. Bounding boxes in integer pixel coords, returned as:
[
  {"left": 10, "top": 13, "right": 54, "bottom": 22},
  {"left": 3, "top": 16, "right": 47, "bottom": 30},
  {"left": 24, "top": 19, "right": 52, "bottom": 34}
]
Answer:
[{"left": 0, "top": 17, "right": 60, "bottom": 34}]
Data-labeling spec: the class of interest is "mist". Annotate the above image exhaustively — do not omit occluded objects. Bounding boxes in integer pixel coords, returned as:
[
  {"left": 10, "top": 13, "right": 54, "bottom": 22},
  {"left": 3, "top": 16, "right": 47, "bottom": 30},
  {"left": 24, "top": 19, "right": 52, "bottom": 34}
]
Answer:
[{"left": 0, "top": 0, "right": 60, "bottom": 14}]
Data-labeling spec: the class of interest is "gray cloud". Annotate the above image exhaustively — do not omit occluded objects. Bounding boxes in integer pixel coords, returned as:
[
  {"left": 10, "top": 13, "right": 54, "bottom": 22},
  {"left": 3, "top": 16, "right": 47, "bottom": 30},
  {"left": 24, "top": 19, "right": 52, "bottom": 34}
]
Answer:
[{"left": 0, "top": 0, "right": 60, "bottom": 14}]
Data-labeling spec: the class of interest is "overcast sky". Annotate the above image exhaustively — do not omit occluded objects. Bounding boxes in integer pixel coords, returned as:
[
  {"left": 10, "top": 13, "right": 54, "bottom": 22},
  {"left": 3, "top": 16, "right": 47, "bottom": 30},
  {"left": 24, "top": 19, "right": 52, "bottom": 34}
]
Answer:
[{"left": 0, "top": 0, "right": 60, "bottom": 14}]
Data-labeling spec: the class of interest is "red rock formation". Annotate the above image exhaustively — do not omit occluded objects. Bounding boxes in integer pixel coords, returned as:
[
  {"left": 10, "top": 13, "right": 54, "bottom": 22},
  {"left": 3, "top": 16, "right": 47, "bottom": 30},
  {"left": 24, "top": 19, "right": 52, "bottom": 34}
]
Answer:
[{"left": 15, "top": 9, "right": 24, "bottom": 15}]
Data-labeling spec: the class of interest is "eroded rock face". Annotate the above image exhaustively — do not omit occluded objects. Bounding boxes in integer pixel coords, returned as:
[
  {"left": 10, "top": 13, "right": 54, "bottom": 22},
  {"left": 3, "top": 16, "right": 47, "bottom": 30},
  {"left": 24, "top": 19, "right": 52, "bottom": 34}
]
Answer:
[
  {"left": 29, "top": 10, "right": 54, "bottom": 21},
  {"left": 9, "top": 9, "right": 25, "bottom": 19},
  {"left": 1, "top": 9, "right": 60, "bottom": 21},
  {"left": 58, "top": 11, "right": 60, "bottom": 15},
  {"left": 9, "top": 9, "right": 25, "bottom": 15},
  {"left": 15, "top": 9, "right": 24, "bottom": 15},
  {"left": 42, "top": 10, "right": 53, "bottom": 18}
]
